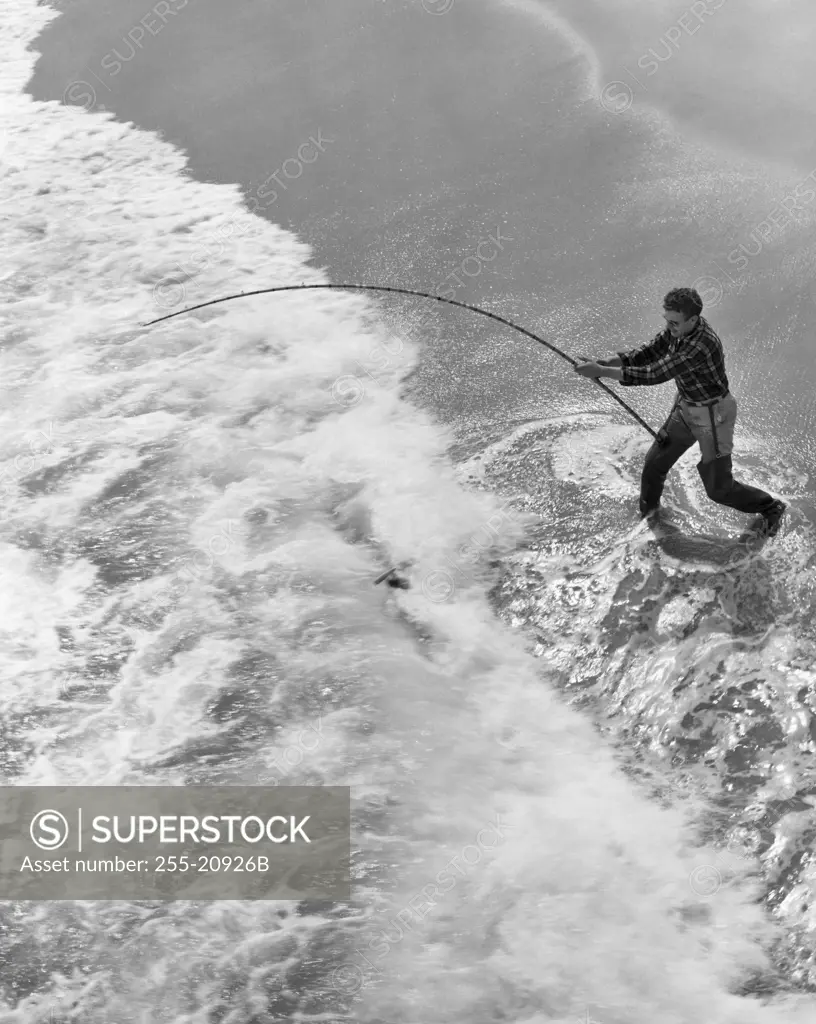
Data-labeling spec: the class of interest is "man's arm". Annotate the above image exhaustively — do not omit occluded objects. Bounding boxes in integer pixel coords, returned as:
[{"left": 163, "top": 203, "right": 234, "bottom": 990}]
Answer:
[
  {"left": 595, "top": 365, "right": 623, "bottom": 380},
  {"left": 617, "top": 342, "right": 708, "bottom": 386},
  {"left": 577, "top": 333, "right": 668, "bottom": 377},
  {"left": 574, "top": 332, "right": 674, "bottom": 382},
  {"left": 574, "top": 357, "right": 623, "bottom": 381},
  {"left": 617, "top": 330, "right": 670, "bottom": 368}
]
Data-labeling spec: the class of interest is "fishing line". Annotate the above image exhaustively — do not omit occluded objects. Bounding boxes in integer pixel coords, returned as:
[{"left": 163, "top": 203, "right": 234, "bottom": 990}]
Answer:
[{"left": 142, "top": 283, "right": 657, "bottom": 584}]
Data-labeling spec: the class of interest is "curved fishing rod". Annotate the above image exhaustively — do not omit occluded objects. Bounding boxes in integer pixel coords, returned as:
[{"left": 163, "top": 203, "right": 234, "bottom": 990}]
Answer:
[
  {"left": 143, "top": 283, "right": 657, "bottom": 588},
  {"left": 142, "top": 283, "right": 657, "bottom": 440}
]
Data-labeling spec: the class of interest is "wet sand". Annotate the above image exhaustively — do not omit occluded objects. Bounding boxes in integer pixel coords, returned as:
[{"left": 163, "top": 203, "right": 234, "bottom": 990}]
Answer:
[{"left": 541, "top": 0, "right": 816, "bottom": 176}]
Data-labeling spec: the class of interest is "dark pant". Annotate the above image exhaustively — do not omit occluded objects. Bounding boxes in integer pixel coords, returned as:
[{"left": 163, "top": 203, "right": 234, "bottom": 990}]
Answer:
[{"left": 640, "top": 392, "right": 776, "bottom": 516}]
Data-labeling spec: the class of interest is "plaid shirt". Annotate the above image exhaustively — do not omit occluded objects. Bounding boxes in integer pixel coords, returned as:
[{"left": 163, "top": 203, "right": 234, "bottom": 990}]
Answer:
[{"left": 615, "top": 316, "right": 730, "bottom": 403}]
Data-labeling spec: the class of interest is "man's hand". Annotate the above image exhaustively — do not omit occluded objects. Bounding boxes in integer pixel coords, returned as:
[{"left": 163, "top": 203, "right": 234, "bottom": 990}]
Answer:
[
  {"left": 573, "top": 353, "right": 623, "bottom": 380},
  {"left": 574, "top": 355, "right": 604, "bottom": 379}
]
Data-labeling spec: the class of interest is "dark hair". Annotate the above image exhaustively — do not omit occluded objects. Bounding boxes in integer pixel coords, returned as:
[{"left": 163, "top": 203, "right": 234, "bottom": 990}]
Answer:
[{"left": 663, "top": 287, "right": 702, "bottom": 320}]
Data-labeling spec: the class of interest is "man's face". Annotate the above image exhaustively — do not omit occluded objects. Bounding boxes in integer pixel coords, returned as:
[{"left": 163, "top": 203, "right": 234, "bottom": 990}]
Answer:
[{"left": 663, "top": 308, "right": 697, "bottom": 338}]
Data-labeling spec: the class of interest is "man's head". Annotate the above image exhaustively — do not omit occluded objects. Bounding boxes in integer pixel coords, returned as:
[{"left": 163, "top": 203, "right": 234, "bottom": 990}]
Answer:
[{"left": 662, "top": 287, "right": 702, "bottom": 338}]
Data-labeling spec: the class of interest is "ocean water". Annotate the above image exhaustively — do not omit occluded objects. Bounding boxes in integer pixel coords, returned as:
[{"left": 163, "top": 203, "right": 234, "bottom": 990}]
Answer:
[{"left": 2, "top": 0, "right": 816, "bottom": 1023}]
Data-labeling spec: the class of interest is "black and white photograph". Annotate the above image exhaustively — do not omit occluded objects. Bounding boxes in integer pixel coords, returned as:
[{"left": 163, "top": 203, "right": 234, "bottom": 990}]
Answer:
[{"left": 1, "top": 0, "right": 815, "bottom": 1021}]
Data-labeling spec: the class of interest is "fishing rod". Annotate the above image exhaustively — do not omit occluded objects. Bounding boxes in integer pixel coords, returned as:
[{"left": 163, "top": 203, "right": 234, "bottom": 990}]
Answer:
[
  {"left": 142, "top": 283, "right": 657, "bottom": 585},
  {"left": 143, "top": 283, "right": 655, "bottom": 436}
]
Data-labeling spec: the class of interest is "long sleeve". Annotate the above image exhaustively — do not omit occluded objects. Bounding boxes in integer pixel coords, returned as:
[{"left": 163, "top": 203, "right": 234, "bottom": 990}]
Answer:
[
  {"left": 616, "top": 330, "right": 670, "bottom": 369},
  {"left": 616, "top": 330, "right": 708, "bottom": 388}
]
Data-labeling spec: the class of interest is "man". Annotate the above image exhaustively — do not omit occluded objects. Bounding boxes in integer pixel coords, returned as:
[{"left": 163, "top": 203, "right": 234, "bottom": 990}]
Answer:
[{"left": 573, "top": 287, "right": 787, "bottom": 537}]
